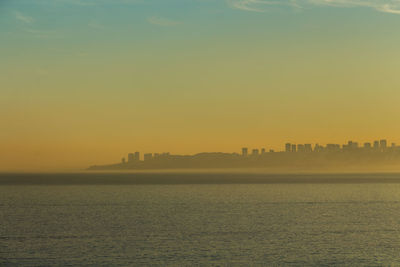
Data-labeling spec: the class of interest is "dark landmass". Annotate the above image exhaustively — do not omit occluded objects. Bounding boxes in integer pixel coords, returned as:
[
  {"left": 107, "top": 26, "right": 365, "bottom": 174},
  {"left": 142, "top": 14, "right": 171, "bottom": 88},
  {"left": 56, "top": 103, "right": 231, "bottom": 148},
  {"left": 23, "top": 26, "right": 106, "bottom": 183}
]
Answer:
[
  {"left": 2, "top": 172, "right": 400, "bottom": 185},
  {"left": 88, "top": 145, "right": 400, "bottom": 172}
]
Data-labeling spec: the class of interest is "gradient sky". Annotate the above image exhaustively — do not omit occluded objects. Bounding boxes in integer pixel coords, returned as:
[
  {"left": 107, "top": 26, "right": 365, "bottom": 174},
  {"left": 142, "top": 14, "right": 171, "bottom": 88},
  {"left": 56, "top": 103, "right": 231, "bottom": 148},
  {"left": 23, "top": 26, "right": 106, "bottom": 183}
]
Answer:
[{"left": 1, "top": 0, "right": 400, "bottom": 171}]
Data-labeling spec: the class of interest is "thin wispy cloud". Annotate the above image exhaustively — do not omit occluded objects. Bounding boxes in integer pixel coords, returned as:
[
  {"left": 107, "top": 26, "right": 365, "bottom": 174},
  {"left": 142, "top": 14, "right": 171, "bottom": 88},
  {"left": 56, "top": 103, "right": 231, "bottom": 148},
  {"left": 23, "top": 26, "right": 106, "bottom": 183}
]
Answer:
[
  {"left": 15, "top": 11, "right": 34, "bottom": 24},
  {"left": 53, "top": 0, "right": 142, "bottom": 5},
  {"left": 228, "top": 0, "right": 300, "bottom": 12},
  {"left": 11, "top": 9, "right": 62, "bottom": 39},
  {"left": 379, "top": 3, "right": 400, "bottom": 13},
  {"left": 23, "top": 28, "right": 63, "bottom": 39},
  {"left": 228, "top": 0, "right": 400, "bottom": 15},
  {"left": 147, "top": 16, "right": 181, "bottom": 26},
  {"left": 228, "top": 0, "right": 265, "bottom": 12},
  {"left": 52, "top": 0, "right": 98, "bottom": 6}
]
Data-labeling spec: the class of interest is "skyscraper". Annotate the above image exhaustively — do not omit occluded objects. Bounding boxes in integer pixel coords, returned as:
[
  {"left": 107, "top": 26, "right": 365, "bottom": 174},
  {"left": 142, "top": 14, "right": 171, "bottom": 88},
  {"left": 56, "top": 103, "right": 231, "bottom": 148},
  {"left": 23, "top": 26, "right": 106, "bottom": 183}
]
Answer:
[
  {"left": 285, "top": 143, "right": 291, "bottom": 153},
  {"left": 297, "top": 144, "right": 305, "bottom": 152},
  {"left": 134, "top": 151, "right": 140, "bottom": 161},
  {"left": 346, "top": 141, "right": 358, "bottom": 150},
  {"left": 380, "top": 139, "right": 387, "bottom": 151},
  {"left": 304, "top": 144, "right": 312, "bottom": 152},
  {"left": 252, "top": 149, "right": 259, "bottom": 156},
  {"left": 242, "top": 147, "right": 248, "bottom": 157},
  {"left": 364, "top": 142, "right": 371, "bottom": 149},
  {"left": 326, "top": 144, "right": 339, "bottom": 152},
  {"left": 373, "top": 140, "right": 380, "bottom": 151},
  {"left": 144, "top": 153, "right": 153, "bottom": 161},
  {"left": 315, "top": 144, "right": 322, "bottom": 152},
  {"left": 291, "top": 144, "right": 297, "bottom": 152},
  {"left": 347, "top": 141, "right": 353, "bottom": 150}
]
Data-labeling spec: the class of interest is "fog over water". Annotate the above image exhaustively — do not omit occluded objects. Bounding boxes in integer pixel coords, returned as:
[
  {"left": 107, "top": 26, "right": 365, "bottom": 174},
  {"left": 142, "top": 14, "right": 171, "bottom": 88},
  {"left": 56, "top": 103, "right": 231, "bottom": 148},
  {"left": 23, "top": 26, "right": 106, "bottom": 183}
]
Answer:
[{"left": 2, "top": 172, "right": 400, "bottom": 185}]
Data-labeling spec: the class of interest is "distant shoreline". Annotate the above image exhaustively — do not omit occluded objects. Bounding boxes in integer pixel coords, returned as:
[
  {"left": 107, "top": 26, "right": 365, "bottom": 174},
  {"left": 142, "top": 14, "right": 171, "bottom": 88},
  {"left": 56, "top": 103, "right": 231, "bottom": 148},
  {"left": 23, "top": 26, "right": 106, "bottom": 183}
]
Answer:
[{"left": 2, "top": 172, "right": 400, "bottom": 185}]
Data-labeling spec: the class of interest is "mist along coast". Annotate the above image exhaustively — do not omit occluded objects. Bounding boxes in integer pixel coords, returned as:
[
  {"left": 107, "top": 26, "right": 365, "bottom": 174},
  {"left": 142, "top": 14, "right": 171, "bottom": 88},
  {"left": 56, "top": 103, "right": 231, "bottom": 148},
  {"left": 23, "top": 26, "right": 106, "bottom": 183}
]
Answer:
[{"left": 3, "top": 172, "right": 400, "bottom": 185}]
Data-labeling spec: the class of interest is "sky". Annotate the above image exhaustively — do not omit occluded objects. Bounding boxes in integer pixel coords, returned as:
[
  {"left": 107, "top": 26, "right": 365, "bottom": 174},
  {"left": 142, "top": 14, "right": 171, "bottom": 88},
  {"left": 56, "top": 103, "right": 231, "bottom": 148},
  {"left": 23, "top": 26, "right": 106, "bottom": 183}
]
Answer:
[{"left": 1, "top": 0, "right": 400, "bottom": 171}]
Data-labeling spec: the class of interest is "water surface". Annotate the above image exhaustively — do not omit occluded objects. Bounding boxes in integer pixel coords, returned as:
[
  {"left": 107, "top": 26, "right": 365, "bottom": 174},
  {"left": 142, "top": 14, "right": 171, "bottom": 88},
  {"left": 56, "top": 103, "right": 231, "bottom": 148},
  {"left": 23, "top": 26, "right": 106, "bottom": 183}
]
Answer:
[{"left": 1, "top": 173, "right": 400, "bottom": 265}]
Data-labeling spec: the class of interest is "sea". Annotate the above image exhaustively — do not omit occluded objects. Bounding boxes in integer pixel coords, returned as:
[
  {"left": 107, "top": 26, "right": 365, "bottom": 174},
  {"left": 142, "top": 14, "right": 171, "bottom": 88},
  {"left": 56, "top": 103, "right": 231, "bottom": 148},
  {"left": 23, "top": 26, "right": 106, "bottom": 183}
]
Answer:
[{"left": 1, "top": 172, "right": 400, "bottom": 266}]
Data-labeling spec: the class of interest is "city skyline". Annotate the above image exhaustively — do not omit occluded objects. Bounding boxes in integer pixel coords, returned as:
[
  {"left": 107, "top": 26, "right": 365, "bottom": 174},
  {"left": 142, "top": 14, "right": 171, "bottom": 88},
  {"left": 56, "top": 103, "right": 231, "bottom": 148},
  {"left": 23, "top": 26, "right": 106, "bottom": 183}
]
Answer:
[
  {"left": 118, "top": 139, "right": 398, "bottom": 162},
  {"left": 85, "top": 138, "right": 400, "bottom": 171}
]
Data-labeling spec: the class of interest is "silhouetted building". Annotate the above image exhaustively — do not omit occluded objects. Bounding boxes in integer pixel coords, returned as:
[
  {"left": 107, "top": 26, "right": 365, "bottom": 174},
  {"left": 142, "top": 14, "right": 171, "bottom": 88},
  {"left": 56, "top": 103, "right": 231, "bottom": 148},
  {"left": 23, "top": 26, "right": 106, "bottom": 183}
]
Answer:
[
  {"left": 305, "top": 144, "right": 312, "bottom": 152},
  {"left": 348, "top": 141, "right": 352, "bottom": 147},
  {"left": 128, "top": 152, "right": 140, "bottom": 162},
  {"left": 144, "top": 153, "right": 153, "bottom": 161},
  {"left": 261, "top": 148, "right": 266, "bottom": 154},
  {"left": 347, "top": 141, "right": 355, "bottom": 150},
  {"left": 252, "top": 149, "right": 259, "bottom": 156},
  {"left": 364, "top": 143, "right": 371, "bottom": 149},
  {"left": 291, "top": 144, "right": 297, "bottom": 153},
  {"left": 285, "top": 143, "right": 291, "bottom": 153},
  {"left": 326, "top": 144, "right": 340, "bottom": 152},
  {"left": 134, "top": 151, "right": 140, "bottom": 161},
  {"left": 297, "top": 144, "right": 305, "bottom": 152},
  {"left": 352, "top": 142, "right": 359, "bottom": 149},
  {"left": 314, "top": 144, "right": 319, "bottom": 152},
  {"left": 160, "top": 152, "right": 170, "bottom": 158},
  {"left": 314, "top": 144, "right": 323, "bottom": 152},
  {"left": 373, "top": 141, "right": 380, "bottom": 151},
  {"left": 122, "top": 157, "right": 126, "bottom": 164},
  {"left": 380, "top": 140, "right": 387, "bottom": 151},
  {"left": 242, "top": 147, "right": 248, "bottom": 157},
  {"left": 269, "top": 149, "right": 274, "bottom": 153},
  {"left": 345, "top": 141, "right": 358, "bottom": 150}
]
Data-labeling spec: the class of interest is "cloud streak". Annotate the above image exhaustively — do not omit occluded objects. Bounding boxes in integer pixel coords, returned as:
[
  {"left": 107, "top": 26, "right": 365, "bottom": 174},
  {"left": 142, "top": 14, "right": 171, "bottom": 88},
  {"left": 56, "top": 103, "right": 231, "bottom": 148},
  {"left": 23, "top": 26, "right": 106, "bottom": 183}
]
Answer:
[
  {"left": 23, "top": 28, "right": 63, "bottom": 39},
  {"left": 228, "top": 0, "right": 400, "bottom": 14},
  {"left": 15, "top": 11, "right": 34, "bottom": 24},
  {"left": 147, "top": 16, "right": 181, "bottom": 26},
  {"left": 228, "top": 0, "right": 301, "bottom": 12},
  {"left": 52, "top": 0, "right": 142, "bottom": 5}
]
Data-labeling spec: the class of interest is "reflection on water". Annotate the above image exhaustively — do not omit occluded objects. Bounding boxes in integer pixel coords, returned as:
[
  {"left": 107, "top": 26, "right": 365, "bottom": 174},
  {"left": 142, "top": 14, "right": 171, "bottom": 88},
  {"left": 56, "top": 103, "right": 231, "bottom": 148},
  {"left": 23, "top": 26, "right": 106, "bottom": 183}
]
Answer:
[{"left": 1, "top": 176, "right": 400, "bottom": 265}]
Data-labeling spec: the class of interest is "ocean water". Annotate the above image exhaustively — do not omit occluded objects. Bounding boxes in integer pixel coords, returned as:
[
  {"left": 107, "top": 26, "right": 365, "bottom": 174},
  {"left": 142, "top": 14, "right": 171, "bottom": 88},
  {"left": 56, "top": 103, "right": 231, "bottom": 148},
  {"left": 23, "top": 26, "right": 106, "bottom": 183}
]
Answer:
[{"left": 1, "top": 173, "right": 400, "bottom": 265}]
